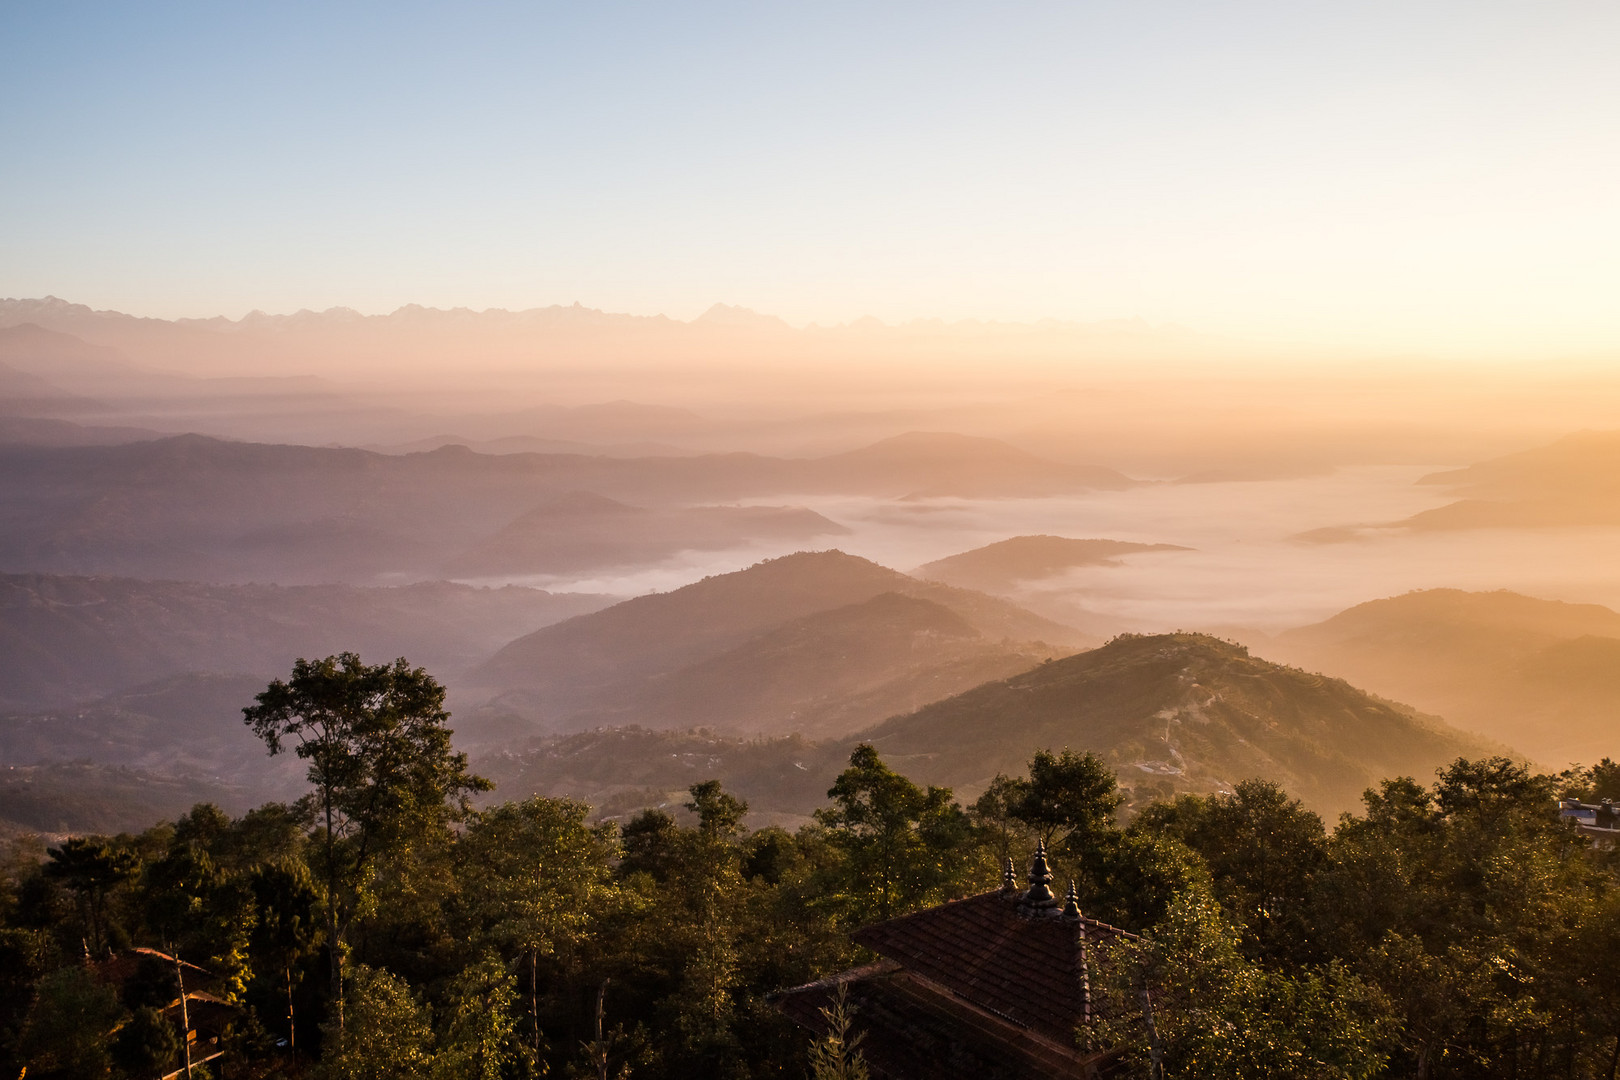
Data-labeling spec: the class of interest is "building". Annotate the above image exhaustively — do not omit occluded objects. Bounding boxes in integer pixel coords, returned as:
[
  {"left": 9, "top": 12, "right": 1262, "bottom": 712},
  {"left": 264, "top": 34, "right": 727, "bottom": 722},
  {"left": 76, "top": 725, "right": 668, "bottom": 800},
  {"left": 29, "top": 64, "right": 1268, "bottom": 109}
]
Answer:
[
  {"left": 1560, "top": 797, "right": 1620, "bottom": 847},
  {"left": 775, "top": 843, "right": 1141, "bottom": 1080},
  {"left": 92, "top": 947, "right": 238, "bottom": 1078}
]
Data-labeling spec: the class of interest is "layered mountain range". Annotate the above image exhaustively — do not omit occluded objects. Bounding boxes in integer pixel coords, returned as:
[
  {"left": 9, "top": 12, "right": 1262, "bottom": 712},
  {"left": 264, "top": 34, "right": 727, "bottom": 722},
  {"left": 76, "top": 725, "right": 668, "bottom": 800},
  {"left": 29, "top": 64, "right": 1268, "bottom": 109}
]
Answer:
[{"left": 0, "top": 433, "right": 1131, "bottom": 583}]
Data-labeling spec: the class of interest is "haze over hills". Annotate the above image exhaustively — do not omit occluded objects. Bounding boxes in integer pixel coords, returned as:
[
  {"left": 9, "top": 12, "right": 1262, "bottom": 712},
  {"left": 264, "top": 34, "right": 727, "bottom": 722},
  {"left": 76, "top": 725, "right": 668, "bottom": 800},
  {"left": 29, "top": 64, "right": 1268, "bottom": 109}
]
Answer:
[
  {"left": 0, "top": 674, "right": 304, "bottom": 801},
  {"left": 0, "top": 573, "right": 611, "bottom": 710},
  {"left": 0, "top": 433, "right": 1129, "bottom": 584},
  {"left": 472, "top": 550, "right": 1090, "bottom": 728},
  {"left": 1262, "top": 588, "right": 1620, "bottom": 765},
  {"left": 1405, "top": 431, "right": 1620, "bottom": 530}
]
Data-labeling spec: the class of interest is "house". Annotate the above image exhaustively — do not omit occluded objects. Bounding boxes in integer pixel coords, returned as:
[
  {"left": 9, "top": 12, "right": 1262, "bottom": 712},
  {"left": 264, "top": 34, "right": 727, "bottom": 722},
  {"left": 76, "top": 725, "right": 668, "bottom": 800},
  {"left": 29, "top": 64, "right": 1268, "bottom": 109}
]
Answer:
[
  {"left": 775, "top": 843, "right": 1140, "bottom": 1079},
  {"left": 1560, "top": 797, "right": 1620, "bottom": 848},
  {"left": 92, "top": 947, "right": 238, "bottom": 1078}
]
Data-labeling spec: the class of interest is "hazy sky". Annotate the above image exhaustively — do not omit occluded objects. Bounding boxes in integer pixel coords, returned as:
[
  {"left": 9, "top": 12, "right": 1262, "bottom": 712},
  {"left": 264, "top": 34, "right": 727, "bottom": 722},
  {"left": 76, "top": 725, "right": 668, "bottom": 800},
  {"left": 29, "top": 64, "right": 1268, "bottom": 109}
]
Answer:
[{"left": 4, "top": 2, "right": 1619, "bottom": 357}]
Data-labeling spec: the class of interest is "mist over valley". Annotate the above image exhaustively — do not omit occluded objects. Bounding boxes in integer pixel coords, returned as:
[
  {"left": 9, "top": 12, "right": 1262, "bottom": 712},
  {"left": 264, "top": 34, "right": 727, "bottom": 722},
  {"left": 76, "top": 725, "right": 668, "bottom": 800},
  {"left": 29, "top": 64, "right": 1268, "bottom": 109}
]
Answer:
[{"left": 3, "top": 298, "right": 1617, "bottom": 837}]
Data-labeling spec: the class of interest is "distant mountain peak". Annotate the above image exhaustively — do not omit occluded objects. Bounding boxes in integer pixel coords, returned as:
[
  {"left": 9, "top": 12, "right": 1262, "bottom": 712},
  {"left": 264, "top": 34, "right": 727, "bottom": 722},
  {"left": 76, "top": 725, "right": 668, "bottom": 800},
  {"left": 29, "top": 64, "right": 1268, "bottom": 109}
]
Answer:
[{"left": 694, "top": 303, "right": 791, "bottom": 330}]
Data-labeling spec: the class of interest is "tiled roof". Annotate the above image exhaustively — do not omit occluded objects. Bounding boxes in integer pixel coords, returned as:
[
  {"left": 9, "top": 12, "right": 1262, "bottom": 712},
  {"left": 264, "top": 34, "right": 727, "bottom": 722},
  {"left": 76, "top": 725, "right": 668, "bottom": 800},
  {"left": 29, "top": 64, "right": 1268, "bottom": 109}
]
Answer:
[
  {"left": 851, "top": 888, "right": 1132, "bottom": 1046},
  {"left": 775, "top": 962, "right": 1119, "bottom": 1080}
]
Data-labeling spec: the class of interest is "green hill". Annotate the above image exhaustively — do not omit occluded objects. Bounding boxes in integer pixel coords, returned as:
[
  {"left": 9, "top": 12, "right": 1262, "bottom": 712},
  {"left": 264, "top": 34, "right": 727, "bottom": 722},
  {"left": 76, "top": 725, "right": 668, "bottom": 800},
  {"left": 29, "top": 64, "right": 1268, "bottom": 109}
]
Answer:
[{"left": 856, "top": 632, "right": 1495, "bottom": 819}]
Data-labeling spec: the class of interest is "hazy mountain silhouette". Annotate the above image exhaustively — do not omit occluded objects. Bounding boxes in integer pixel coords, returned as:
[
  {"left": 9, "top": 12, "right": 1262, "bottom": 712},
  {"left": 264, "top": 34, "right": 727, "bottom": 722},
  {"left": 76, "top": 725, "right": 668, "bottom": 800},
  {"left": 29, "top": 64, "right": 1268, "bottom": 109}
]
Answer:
[
  {"left": 914, "top": 535, "right": 1190, "bottom": 592},
  {"left": 1265, "top": 588, "right": 1620, "bottom": 765},
  {"left": 565, "top": 592, "right": 1069, "bottom": 739},
  {"left": 0, "top": 674, "right": 304, "bottom": 798},
  {"left": 0, "top": 762, "right": 245, "bottom": 837},
  {"left": 444, "top": 492, "right": 847, "bottom": 577},
  {"left": 0, "top": 572, "right": 611, "bottom": 710},
  {"left": 472, "top": 550, "right": 1090, "bottom": 727},
  {"left": 1399, "top": 431, "right": 1620, "bottom": 530}
]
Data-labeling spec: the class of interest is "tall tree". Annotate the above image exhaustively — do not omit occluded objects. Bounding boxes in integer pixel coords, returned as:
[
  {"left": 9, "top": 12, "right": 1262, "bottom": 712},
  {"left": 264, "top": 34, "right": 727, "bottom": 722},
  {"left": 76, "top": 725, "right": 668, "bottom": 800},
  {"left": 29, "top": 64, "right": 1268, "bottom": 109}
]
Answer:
[
  {"left": 242, "top": 653, "right": 490, "bottom": 1036},
  {"left": 43, "top": 837, "right": 137, "bottom": 956},
  {"left": 815, "top": 744, "right": 973, "bottom": 922}
]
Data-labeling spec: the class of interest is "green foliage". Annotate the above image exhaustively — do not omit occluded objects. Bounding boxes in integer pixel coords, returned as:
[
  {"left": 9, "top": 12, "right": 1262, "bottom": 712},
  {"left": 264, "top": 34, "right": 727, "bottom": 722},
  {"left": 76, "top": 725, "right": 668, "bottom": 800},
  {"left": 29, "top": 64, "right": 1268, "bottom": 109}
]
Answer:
[
  {"left": 243, "top": 652, "right": 492, "bottom": 1020},
  {"left": 16, "top": 963, "right": 125, "bottom": 1078},
  {"left": 1133, "top": 779, "right": 1327, "bottom": 963},
  {"left": 806, "top": 984, "right": 868, "bottom": 1080},
  {"left": 433, "top": 954, "right": 528, "bottom": 1080},
  {"left": 317, "top": 964, "right": 436, "bottom": 1080},
  {"left": 815, "top": 743, "right": 974, "bottom": 922},
  {"left": 44, "top": 836, "right": 138, "bottom": 954},
  {"left": 1099, "top": 884, "right": 1387, "bottom": 1080}
]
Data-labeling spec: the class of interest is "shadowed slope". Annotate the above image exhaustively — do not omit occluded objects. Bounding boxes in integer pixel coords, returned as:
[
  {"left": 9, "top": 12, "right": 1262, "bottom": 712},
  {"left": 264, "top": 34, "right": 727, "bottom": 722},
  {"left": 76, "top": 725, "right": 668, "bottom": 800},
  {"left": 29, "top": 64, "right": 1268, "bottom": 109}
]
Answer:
[{"left": 573, "top": 592, "right": 1069, "bottom": 738}]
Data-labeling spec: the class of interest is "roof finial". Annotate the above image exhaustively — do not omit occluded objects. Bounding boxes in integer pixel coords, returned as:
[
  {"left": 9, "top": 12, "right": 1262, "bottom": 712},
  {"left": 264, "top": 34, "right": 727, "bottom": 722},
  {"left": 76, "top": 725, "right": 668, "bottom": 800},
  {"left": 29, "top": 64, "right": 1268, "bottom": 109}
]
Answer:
[
  {"left": 1062, "top": 880, "right": 1082, "bottom": 919},
  {"left": 1022, "top": 840, "right": 1059, "bottom": 909},
  {"left": 1001, "top": 856, "right": 1018, "bottom": 893}
]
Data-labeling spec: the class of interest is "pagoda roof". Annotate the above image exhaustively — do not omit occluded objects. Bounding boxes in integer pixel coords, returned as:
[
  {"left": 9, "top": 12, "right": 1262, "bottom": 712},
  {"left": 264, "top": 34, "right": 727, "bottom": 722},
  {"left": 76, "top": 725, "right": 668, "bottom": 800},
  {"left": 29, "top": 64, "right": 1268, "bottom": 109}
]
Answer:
[{"left": 851, "top": 886, "right": 1133, "bottom": 1045}]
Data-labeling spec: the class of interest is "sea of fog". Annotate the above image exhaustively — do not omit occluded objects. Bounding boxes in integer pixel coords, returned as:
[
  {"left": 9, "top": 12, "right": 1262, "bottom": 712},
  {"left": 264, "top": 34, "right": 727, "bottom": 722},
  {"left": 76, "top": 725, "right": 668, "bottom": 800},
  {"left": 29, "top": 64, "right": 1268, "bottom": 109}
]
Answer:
[{"left": 462, "top": 465, "right": 1620, "bottom": 633}]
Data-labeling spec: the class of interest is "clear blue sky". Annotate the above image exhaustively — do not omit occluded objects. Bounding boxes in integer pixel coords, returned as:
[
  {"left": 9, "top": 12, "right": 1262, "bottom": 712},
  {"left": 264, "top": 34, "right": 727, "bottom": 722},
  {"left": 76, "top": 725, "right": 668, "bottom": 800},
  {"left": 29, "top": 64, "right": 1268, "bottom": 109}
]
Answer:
[{"left": 4, "top": 1, "right": 1619, "bottom": 357}]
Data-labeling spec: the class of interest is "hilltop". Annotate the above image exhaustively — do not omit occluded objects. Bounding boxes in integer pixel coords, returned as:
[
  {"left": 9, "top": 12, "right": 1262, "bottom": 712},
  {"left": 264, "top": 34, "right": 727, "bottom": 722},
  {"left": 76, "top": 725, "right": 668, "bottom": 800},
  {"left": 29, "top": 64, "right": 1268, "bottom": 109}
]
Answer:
[
  {"left": 856, "top": 632, "right": 1494, "bottom": 819},
  {"left": 567, "top": 591, "right": 1067, "bottom": 739},
  {"left": 914, "top": 534, "right": 1190, "bottom": 593}
]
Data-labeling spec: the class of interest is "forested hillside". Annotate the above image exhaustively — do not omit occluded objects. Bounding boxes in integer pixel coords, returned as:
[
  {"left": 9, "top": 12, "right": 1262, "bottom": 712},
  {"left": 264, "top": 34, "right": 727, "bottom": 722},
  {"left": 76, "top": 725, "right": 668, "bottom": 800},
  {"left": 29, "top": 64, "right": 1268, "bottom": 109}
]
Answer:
[{"left": 2, "top": 664, "right": 1615, "bottom": 1080}]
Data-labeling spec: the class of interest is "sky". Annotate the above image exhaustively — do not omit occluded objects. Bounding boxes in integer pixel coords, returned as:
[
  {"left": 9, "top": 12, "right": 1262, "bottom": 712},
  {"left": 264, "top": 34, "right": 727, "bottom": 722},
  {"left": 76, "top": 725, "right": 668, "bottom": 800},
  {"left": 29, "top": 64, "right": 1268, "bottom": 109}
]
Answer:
[{"left": 4, "top": 1, "right": 1620, "bottom": 358}]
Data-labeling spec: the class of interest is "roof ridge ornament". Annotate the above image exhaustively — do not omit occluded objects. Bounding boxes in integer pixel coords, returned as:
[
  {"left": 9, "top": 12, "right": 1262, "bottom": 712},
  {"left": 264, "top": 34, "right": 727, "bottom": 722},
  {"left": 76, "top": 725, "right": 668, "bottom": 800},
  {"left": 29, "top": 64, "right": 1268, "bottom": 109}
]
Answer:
[
  {"left": 1022, "top": 840, "right": 1059, "bottom": 909},
  {"left": 1062, "top": 880, "right": 1082, "bottom": 919},
  {"left": 1001, "top": 856, "right": 1019, "bottom": 893}
]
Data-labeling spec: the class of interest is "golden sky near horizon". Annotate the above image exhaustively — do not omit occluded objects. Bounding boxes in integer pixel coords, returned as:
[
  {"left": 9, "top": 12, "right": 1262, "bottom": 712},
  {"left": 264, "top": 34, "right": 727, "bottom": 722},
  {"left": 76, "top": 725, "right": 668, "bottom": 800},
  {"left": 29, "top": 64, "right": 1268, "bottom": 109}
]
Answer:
[{"left": 4, "top": 2, "right": 1619, "bottom": 361}]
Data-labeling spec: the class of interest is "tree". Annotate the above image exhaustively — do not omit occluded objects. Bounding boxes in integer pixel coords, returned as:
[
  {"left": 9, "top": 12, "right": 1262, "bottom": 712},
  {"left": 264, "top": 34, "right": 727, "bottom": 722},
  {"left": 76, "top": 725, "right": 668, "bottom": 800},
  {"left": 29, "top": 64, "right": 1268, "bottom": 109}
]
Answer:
[
  {"left": 1007, "top": 748, "right": 1122, "bottom": 852},
  {"left": 432, "top": 954, "right": 526, "bottom": 1080},
  {"left": 815, "top": 744, "right": 973, "bottom": 922},
  {"left": 44, "top": 837, "right": 138, "bottom": 955},
  {"left": 249, "top": 861, "right": 320, "bottom": 1051},
  {"left": 459, "top": 796, "right": 619, "bottom": 1061},
  {"left": 1134, "top": 780, "right": 1326, "bottom": 964},
  {"left": 807, "top": 984, "right": 868, "bottom": 1080},
  {"left": 243, "top": 653, "right": 489, "bottom": 1035},
  {"left": 111, "top": 1005, "right": 181, "bottom": 1079},
  {"left": 316, "top": 965, "right": 435, "bottom": 1080},
  {"left": 15, "top": 963, "right": 125, "bottom": 1078},
  {"left": 1097, "top": 884, "right": 1387, "bottom": 1080}
]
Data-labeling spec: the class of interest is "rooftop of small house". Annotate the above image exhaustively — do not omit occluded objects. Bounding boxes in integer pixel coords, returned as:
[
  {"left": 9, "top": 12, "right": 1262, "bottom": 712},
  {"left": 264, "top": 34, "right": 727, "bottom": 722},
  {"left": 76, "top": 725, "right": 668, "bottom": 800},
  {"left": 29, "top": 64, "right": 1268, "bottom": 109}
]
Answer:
[{"left": 775, "top": 843, "right": 1137, "bottom": 1080}]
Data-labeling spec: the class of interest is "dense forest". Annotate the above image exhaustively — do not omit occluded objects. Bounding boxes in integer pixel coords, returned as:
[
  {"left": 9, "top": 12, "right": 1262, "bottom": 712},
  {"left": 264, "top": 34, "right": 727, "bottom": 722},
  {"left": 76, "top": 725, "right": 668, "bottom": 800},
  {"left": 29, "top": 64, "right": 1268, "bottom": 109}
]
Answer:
[{"left": 2, "top": 654, "right": 1618, "bottom": 1080}]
